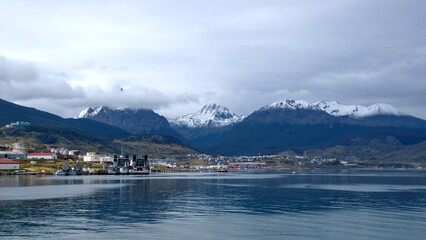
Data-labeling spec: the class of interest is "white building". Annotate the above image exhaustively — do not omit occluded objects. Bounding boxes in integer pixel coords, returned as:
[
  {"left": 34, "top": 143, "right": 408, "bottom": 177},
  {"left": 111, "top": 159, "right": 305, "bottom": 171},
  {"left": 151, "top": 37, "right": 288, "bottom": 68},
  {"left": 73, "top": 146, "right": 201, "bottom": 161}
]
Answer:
[
  {"left": 83, "top": 152, "right": 113, "bottom": 163},
  {"left": 27, "top": 153, "right": 57, "bottom": 160},
  {"left": 0, "top": 158, "right": 20, "bottom": 170}
]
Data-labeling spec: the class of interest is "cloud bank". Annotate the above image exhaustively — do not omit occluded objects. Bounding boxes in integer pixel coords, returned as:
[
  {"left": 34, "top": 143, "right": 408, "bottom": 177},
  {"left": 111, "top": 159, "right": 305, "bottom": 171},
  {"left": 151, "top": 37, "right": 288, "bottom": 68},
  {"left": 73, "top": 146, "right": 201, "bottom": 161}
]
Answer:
[{"left": 0, "top": 0, "right": 425, "bottom": 119}]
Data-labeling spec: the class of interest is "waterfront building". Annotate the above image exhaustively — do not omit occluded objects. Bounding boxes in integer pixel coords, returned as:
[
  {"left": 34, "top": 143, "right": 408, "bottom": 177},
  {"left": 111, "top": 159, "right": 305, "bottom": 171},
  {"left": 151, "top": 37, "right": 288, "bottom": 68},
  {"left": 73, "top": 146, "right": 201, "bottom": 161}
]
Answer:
[{"left": 0, "top": 158, "right": 20, "bottom": 170}]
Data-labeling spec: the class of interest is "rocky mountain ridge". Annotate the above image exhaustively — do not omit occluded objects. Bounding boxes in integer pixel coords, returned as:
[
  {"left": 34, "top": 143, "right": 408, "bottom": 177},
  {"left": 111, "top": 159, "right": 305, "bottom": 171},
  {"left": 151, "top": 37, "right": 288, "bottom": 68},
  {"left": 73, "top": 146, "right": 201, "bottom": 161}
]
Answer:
[
  {"left": 78, "top": 106, "right": 177, "bottom": 136},
  {"left": 262, "top": 100, "right": 402, "bottom": 118},
  {"left": 170, "top": 103, "right": 245, "bottom": 128}
]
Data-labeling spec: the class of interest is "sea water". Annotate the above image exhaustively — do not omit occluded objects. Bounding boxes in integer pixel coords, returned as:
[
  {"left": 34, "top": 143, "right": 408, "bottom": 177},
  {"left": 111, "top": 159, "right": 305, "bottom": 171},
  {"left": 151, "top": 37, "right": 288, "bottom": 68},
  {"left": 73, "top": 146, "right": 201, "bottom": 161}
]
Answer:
[{"left": 1, "top": 171, "right": 426, "bottom": 239}]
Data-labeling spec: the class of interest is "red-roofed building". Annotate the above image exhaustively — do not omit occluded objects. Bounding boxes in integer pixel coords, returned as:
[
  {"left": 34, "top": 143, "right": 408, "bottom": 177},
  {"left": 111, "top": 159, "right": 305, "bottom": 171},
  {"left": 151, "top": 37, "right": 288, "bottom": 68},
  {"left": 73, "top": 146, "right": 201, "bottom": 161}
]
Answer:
[
  {"left": 27, "top": 153, "right": 57, "bottom": 160},
  {"left": 0, "top": 158, "right": 20, "bottom": 170}
]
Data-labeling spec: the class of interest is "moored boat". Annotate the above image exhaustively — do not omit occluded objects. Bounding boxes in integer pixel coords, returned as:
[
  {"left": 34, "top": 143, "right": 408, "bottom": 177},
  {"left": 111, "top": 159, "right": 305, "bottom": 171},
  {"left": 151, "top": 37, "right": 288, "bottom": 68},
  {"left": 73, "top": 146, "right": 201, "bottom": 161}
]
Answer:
[
  {"left": 100, "top": 154, "right": 150, "bottom": 175},
  {"left": 56, "top": 160, "right": 83, "bottom": 176}
]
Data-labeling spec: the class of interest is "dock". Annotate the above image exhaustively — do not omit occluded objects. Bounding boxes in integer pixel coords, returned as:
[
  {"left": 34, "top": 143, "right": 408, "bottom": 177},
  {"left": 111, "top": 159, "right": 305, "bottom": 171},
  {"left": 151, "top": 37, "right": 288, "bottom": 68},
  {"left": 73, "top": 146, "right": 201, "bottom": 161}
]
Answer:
[{"left": 151, "top": 168, "right": 218, "bottom": 173}]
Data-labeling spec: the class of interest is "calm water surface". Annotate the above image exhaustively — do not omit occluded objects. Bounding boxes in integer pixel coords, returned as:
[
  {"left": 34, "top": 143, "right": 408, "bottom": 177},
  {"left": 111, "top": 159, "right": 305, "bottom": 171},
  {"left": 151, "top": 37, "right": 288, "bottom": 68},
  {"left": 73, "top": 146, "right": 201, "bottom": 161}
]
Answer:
[{"left": 1, "top": 171, "right": 426, "bottom": 239}]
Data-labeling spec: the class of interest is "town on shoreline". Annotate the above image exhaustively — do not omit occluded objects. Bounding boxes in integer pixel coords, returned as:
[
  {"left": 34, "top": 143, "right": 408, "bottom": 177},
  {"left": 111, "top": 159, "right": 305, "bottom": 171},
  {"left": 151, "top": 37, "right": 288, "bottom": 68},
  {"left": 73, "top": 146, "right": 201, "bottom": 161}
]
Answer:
[{"left": 1, "top": 141, "right": 424, "bottom": 176}]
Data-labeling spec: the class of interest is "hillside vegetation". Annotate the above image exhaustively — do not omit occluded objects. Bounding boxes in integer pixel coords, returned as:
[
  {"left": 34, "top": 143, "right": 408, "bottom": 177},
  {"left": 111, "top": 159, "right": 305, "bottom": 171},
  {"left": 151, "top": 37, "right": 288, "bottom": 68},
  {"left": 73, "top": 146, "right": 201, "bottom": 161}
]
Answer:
[
  {"left": 0, "top": 126, "right": 197, "bottom": 157},
  {"left": 0, "top": 98, "right": 129, "bottom": 139}
]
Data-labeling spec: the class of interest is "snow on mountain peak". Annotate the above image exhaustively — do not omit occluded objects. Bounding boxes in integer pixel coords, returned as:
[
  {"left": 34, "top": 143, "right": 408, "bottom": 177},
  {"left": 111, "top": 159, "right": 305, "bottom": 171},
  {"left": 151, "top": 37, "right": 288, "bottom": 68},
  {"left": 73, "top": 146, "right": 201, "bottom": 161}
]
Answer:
[
  {"left": 172, "top": 104, "right": 245, "bottom": 128},
  {"left": 366, "top": 103, "right": 401, "bottom": 116},
  {"left": 78, "top": 106, "right": 152, "bottom": 119},
  {"left": 78, "top": 106, "right": 104, "bottom": 118},
  {"left": 261, "top": 100, "right": 401, "bottom": 118},
  {"left": 262, "top": 100, "right": 312, "bottom": 111}
]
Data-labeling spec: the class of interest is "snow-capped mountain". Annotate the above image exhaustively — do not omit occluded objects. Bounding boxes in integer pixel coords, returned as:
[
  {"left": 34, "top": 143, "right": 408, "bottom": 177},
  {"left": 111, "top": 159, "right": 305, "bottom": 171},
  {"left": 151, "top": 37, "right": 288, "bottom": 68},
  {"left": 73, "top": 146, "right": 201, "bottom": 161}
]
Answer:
[
  {"left": 261, "top": 100, "right": 402, "bottom": 118},
  {"left": 78, "top": 106, "right": 105, "bottom": 118},
  {"left": 78, "top": 106, "right": 176, "bottom": 135},
  {"left": 171, "top": 104, "right": 245, "bottom": 128}
]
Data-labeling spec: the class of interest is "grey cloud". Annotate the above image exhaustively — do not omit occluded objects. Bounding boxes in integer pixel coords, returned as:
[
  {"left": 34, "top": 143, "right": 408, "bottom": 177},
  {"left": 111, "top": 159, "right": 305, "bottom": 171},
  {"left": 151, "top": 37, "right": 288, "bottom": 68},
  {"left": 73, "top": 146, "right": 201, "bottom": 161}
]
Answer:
[
  {"left": 0, "top": 56, "right": 84, "bottom": 100},
  {"left": 0, "top": 57, "right": 38, "bottom": 83},
  {"left": 1, "top": 0, "right": 426, "bottom": 119},
  {"left": 1, "top": 56, "right": 199, "bottom": 117}
]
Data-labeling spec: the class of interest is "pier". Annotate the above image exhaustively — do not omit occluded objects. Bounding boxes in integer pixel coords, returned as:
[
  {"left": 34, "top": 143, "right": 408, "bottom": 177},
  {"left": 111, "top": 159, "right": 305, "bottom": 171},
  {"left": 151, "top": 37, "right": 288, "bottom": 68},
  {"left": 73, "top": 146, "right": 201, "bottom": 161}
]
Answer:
[{"left": 151, "top": 168, "right": 218, "bottom": 173}]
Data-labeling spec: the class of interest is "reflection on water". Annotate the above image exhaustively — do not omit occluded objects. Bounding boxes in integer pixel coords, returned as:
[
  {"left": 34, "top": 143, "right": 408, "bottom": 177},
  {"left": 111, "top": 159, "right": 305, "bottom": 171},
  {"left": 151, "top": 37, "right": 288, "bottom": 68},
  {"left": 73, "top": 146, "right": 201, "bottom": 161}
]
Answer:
[{"left": 1, "top": 172, "right": 426, "bottom": 240}]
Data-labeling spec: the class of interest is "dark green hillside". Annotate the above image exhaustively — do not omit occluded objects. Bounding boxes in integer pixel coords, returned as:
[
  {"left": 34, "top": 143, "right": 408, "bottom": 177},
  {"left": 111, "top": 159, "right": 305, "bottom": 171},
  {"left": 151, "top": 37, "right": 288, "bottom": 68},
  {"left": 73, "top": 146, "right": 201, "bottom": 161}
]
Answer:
[
  {"left": 310, "top": 138, "right": 426, "bottom": 164},
  {"left": 116, "top": 134, "right": 198, "bottom": 157},
  {"left": 65, "top": 118, "right": 130, "bottom": 139},
  {"left": 172, "top": 125, "right": 232, "bottom": 151},
  {"left": 0, "top": 125, "right": 116, "bottom": 153},
  {"left": 121, "top": 134, "right": 187, "bottom": 145},
  {"left": 205, "top": 107, "right": 426, "bottom": 156},
  {"left": 0, "top": 125, "right": 197, "bottom": 157},
  {"left": 207, "top": 122, "right": 372, "bottom": 155},
  {"left": 338, "top": 129, "right": 426, "bottom": 146},
  {"left": 0, "top": 98, "right": 129, "bottom": 139},
  {"left": 0, "top": 98, "right": 63, "bottom": 126}
]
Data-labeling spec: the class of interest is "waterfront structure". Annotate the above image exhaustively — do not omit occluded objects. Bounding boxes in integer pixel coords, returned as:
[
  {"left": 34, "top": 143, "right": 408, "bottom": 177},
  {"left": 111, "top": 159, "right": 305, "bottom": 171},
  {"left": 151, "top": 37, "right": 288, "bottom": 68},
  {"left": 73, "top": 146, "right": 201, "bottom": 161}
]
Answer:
[
  {"left": 27, "top": 153, "right": 57, "bottom": 160},
  {"left": 83, "top": 152, "right": 113, "bottom": 163},
  {"left": 0, "top": 158, "right": 20, "bottom": 170},
  {"left": 228, "top": 162, "right": 266, "bottom": 168},
  {"left": 103, "top": 154, "right": 149, "bottom": 175}
]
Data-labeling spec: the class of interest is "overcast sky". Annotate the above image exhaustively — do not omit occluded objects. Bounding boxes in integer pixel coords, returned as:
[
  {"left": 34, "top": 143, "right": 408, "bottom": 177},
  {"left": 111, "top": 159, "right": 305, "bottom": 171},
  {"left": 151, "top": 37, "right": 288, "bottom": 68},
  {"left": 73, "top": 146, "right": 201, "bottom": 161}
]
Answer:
[{"left": 1, "top": 0, "right": 425, "bottom": 119}]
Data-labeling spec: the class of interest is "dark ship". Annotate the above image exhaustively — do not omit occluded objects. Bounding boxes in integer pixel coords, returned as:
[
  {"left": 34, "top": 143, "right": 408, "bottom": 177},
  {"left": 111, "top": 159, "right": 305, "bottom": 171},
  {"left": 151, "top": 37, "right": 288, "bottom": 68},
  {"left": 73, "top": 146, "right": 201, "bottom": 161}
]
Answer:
[{"left": 108, "top": 154, "right": 150, "bottom": 175}]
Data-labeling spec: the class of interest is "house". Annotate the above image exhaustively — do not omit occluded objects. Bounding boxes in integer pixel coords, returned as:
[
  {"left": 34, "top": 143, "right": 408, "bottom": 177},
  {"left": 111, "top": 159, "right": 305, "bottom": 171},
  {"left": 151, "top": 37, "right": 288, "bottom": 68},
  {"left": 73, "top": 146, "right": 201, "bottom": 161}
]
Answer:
[
  {"left": 27, "top": 153, "right": 57, "bottom": 160},
  {"left": 0, "top": 158, "right": 20, "bottom": 170}
]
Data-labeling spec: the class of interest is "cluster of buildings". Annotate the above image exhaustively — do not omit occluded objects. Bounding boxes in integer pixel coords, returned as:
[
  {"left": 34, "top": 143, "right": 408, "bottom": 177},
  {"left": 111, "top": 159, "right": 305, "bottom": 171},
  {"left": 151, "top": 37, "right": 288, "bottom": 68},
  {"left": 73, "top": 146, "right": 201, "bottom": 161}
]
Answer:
[
  {"left": 183, "top": 152, "right": 354, "bottom": 168},
  {"left": 0, "top": 143, "right": 31, "bottom": 159},
  {"left": 0, "top": 141, "right": 119, "bottom": 170},
  {"left": 0, "top": 142, "right": 120, "bottom": 164},
  {"left": 185, "top": 153, "right": 262, "bottom": 165},
  {"left": 0, "top": 143, "right": 58, "bottom": 160},
  {"left": 0, "top": 140, "right": 359, "bottom": 171}
]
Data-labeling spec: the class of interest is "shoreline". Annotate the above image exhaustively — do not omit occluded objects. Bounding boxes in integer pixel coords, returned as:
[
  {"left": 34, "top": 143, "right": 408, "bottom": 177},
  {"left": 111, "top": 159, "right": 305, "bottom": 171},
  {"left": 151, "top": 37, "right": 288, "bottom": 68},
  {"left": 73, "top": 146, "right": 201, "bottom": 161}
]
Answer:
[{"left": 1, "top": 167, "right": 426, "bottom": 176}]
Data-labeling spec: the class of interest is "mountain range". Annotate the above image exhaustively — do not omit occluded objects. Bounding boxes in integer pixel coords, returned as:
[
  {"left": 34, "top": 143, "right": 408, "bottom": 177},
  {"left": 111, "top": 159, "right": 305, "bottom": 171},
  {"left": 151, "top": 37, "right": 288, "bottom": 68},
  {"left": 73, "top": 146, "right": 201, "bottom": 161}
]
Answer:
[
  {"left": 77, "top": 100, "right": 426, "bottom": 158},
  {"left": 79, "top": 106, "right": 178, "bottom": 136},
  {"left": 0, "top": 98, "right": 196, "bottom": 157},
  {"left": 1, "top": 97, "right": 425, "bottom": 161}
]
